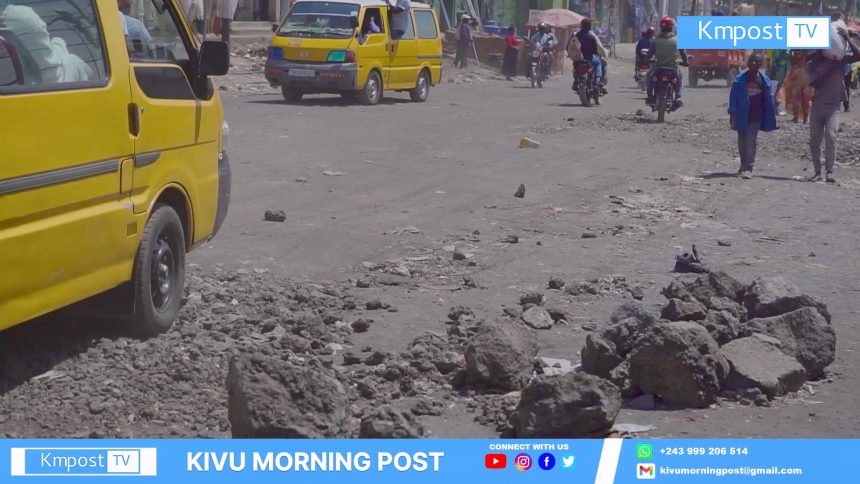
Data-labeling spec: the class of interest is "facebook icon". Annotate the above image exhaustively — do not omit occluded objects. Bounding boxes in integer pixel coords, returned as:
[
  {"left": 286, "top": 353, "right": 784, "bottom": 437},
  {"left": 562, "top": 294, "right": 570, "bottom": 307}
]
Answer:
[{"left": 538, "top": 453, "right": 556, "bottom": 470}]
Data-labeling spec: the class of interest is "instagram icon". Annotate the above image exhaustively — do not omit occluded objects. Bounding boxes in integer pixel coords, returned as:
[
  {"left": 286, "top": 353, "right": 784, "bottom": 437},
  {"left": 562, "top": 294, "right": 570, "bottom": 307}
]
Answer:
[{"left": 514, "top": 453, "right": 532, "bottom": 471}]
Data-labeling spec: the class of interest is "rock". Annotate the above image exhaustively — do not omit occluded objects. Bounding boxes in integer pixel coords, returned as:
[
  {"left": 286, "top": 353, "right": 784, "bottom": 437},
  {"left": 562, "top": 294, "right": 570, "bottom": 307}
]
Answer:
[
  {"left": 359, "top": 406, "right": 424, "bottom": 438},
  {"left": 661, "top": 298, "right": 708, "bottom": 321},
  {"left": 699, "top": 310, "right": 743, "bottom": 345},
  {"left": 581, "top": 231, "right": 598, "bottom": 239},
  {"left": 743, "top": 277, "right": 832, "bottom": 322},
  {"left": 375, "top": 274, "right": 416, "bottom": 287},
  {"left": 721, "top": 334, "right": 807, "bottom": 398},
  {"left": 546, "top": 306, "right": 572, "bottom": 323},
  {"left": 463, "top": 318, "right": 539, "bottom": 391},
  {"left": 581, "top": 322, "right": 598, "bottom": 331},
  {"left": 607, "top": 360, "right": 638, "bottom": 398},
  {"left": 448, "top": 305, "right": 475, "bottom": 323},
  {"left": 708, "top": 297, "right": 748, "bottom": 321},
  {"left": 536, "top": 357, "right": 575, "bottom": 376},
  {"left": 548, "top": 276, "right": 566, "bottom": 290},
  {"left": 355, "top": 278, "right": 372, "bottom": 288},
  {"left": 610, "top": 301, "right": 660, "bottom": 326},
  {"left": 521, "top": 306, "right": 554, "bottom": 330},
  {"left": 452, "top": 249, "right": 467, "bottom": 261},
  {"left": 509, "top": 372, "right": 621, "bottom": 438},
  {"left": 351, "top": 319, "right": 371, "bottom": 333},
  {"left": 581, "top": 334, "right": 624, "bottom": 378},
  {"left": 629, "top": 286, "right": 646, "bottom": 300},
  {"left": 366, "top": 299, "right": 386, "bottom": 310},
  {"left": 514, "top": 184, "right": 526, "bottom": 198},
  {"left": 662, "top": 271, "right": 746, "bottom": 307},
  {"left": 628, "top": 393, "right": 656, "bottom": 410},
  {"left": 744, "top": 307, "right": 835, "bottom": 378},
  {"left": 602, "top": 316, "right": 657, "bottom": 357},
  {"left": 502, "top": 234, "right": 519, "bottom": 244},
  {"left": 755, "top": 394, "right": 771, "bottom": 407},
  {"left": 717, "top": 239, "right": 733, "bottom": 247},
  {"left": 502, "top": 307, "right": 522, "bottom": 319},
  {"left": 363, "top": 351, "right": 388, "bottom": 366},
  {"left": 342, "top": 352, "right": 362, "bottom": 365},
  {"left": 519, "top": 291, "right": 544, "bottom": 306},
  {"left": 263, "top": 209, "right": 286, "bottom": 222},
  {"left": 628, "top": 322, "right": 730, "bottom": 408},
  {"left": 227, "top": 355, "right": 348, "bottom": 438},
  {"left": 519, "top": 138, "right": 540, "bottom": 149},
  {"left": 409, "top": 333, "right": 463, "bottom": 374}
]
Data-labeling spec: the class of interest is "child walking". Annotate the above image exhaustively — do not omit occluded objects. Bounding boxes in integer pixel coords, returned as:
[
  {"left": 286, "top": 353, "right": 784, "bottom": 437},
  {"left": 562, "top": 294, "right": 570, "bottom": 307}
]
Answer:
[{"left": 728, "top": 53, "right": 778, "bottom": 179}]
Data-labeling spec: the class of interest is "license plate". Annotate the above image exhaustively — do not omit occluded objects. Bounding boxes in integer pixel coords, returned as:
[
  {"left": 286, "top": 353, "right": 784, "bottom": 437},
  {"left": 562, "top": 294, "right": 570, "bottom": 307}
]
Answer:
[{"left": 289, "top": 68, "right": 316, "bottom": 78}]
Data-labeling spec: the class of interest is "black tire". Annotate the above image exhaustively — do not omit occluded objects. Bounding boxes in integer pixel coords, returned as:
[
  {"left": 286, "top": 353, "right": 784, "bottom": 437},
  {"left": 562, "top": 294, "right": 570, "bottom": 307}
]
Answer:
[
  {"left": 530, "top": 74, "right": 536, "bottom": 88},
  {"left": 657, "top": 96, "right": 667, "bottom": 123},
  {"left": 409, "top": 70, "right": 430, "bottom": 102},
  {"left": 358, "top": 70, "right": 382, "bottom": 105},
  {"left": 689, "top": 68, "right": 699, "bottom": 88},
  {"left": 281, "top": 86, "right": 303, "bottom": 103},
  {"left": 537, "top": 69, "right": 544, "bottom": 88},
  {"left": 578, "top": 84, "right": 590, "bottom": 107},
  {"left": 130, "top": 204, "right": 186, "bottom": 337}
]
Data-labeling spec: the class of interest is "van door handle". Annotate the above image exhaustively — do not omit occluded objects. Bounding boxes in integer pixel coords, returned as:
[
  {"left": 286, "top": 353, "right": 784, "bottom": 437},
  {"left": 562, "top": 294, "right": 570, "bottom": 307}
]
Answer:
[{"left": 128, "top": 103, "right": 140, "bottom": 136}]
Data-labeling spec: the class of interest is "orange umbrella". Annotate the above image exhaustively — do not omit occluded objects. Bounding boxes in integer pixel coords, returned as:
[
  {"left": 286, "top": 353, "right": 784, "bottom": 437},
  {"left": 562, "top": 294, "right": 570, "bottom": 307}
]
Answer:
[{"left": 526, "top": 9, "right": 586, "bottom": 29}]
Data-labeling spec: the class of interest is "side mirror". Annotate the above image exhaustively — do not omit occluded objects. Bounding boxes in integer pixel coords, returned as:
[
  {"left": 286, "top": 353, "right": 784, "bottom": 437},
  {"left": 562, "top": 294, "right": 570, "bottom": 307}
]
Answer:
[
  {"left": 350, "top": 15, "right": 359, "bottom": 29},
  {"left": 199, "top": 40, "right": 229, "bottom": 77},
  {"left": 272, "top": 23, "right": 279, "bottom": 33}
]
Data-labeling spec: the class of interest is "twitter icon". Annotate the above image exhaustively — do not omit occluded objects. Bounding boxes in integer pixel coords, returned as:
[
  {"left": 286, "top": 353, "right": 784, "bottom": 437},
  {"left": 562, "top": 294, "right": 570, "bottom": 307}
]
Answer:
[{"left": 561, "top": 455, "right": 575, "bottom": 469}]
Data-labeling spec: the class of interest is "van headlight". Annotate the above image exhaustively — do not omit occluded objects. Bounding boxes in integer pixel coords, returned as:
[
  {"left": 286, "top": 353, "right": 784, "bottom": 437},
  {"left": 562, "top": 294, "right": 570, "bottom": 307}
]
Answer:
[{"left": 221, "top": 119, "right": 230, "bottom": 153}]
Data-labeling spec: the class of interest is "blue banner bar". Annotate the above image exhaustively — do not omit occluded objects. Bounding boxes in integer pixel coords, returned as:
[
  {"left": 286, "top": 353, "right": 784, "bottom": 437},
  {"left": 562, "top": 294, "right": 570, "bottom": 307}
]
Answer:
[
  {"left": 2, "top": 439, "right": 857, "bottom": 482},
  {"left": 678, "top": 16, "right": 831, "bottom": 50}
]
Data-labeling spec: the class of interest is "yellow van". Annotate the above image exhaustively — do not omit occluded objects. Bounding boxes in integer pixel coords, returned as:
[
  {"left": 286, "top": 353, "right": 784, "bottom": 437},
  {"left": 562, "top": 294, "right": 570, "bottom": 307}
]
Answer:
[
  {"left": 265, "top": 0, "right": 442, "bottom": 104},
  {"left": 0, "top": 0, "right": 231, "bottom": 335}
]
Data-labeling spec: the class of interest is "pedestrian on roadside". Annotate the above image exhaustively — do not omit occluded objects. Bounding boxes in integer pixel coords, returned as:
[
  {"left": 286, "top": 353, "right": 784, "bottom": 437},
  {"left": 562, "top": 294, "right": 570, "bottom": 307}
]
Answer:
[
  {"left": 783, "top": 50, "right": 813, "bottom": 123},
  {"left": 767, "top": 49, "right": 790, "bottom": 114},
  {"left": 806, "top": 26, "right": 860, "bottom": 183},
  {"left": 502, "top": 26, "right": 520, "bottom": 80},
  {"left": 219, "top": 0, "right": 239, "bottom": 44},
  {"left": 728, "top": 53, "right": 777, "bottom": 179},
  {"left": 454, "top": 15, "right": 472, "bottom": 68}
]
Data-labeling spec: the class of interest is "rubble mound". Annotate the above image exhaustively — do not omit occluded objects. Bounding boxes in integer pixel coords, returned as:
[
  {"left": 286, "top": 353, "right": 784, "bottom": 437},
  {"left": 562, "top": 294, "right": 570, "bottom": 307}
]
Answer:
[{"left": 462, "top": 318, "right": 539, "bottom": 391}]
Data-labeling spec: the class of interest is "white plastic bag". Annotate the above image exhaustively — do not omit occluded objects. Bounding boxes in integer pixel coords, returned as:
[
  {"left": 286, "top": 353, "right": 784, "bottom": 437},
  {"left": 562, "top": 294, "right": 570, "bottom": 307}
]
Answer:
[{"left": 823, "top": 19, "right": 848, "bottom": 61}]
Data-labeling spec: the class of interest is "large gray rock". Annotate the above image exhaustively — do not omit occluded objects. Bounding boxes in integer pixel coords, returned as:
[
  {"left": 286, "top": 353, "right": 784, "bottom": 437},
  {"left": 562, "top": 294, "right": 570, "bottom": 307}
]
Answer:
[
  {"left": 521, "top": 306, "right": 555, "bottom": 329},
  {"left": 662, "top": 271, "right": 746, "bottom": 307},
  {"left": 661, "top": 298, "right": 708, "bottom": 322},
  {"left": 509, "top": 372, "right": 621, "bottom": 438},
  {"left": 700, "top": 310, "right": 743, "bottom": 345},
  {"left": 463, "top": 318, "right": 539, "bottom": 391},
  {"left": 609, "top": 301, "right": 660, "bottom": 326},
  {"left": 708, "top": 297, "right": 748, "bottom": 321},
  {"left": 744, "top": 307, "right": 835, "bottom": 378},
  {"left": 722, "top": 334, "right": 807, "bottom": 398},
  {"left": 602, "top": 316, "right": 657, "bottom": 356},
  {"left": 359, "top": 406, "right": 424, "bottom": 438},
  {"left": 227, "top": 354, "right": 348, "bottom": 438},
  {"left": 581, "top": 333, "right": 624, "bottom": 378},
  {"left": 743, "top": 277, "right": 831, "bottom": 323},
  {"left": 628, "top": 322, "right": 730, "bottom": 408},
  {"left": 408, "top": 333, "right": 463, "bottom": 375}
]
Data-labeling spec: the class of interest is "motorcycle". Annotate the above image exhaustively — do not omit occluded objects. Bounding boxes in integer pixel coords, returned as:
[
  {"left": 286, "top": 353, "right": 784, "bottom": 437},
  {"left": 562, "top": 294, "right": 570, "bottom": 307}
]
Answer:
[
  {"left": 529, "top": 45, "right": 553, "bottom": 88},
  {"left": 634, "top": 48, "right": 650, "bottom": 91},
  {"left": 650, "top": 67, "right": 681, "bottom": 122},
  {"left": 572, "top": 59, "right": 600, "bottom": 107}
]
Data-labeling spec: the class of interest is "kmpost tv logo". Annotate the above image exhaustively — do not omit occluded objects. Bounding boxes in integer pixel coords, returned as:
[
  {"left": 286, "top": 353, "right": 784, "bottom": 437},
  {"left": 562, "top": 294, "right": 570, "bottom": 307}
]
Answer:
[
  {"left": 10, "top": 448, "right": 157, "bottom": 476},
  {"left": 678, "top": 16, "right": 831, "bottom": 50}
]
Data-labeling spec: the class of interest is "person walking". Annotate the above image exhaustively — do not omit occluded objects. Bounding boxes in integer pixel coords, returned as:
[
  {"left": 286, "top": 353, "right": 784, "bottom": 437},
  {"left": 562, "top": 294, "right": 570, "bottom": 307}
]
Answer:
[
  {"left": 454, "top": 15, "right": 472, "bottom": 68},
  {"left": 219, "top": 0, "right": 239, "bottom": 44},
  {"left": 782, "top": 50, "right": 813, "bottom": 123},
  {"left": 806, "top": 26, "right": 860, "bottom": 183},
  {"left": 768, "top": 49, "right": 790, "bottom": 114},
  {"left": 502, "top": 26, "right": 520, "bottom": 80},
  {"left": 728, "top": 53, "right": 778, "bottom": 179}
]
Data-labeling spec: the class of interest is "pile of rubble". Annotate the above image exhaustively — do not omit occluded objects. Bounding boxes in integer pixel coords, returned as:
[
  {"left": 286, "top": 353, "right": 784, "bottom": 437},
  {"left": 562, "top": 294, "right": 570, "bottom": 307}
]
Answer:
[{"left": 582, "top": 271, "right": 835, "bottom": 408}]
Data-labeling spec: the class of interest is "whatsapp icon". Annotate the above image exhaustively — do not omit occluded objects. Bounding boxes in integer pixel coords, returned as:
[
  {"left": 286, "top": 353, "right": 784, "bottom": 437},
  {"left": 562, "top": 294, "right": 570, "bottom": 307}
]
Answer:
[{"left": 636, "top": 444, "right": 653, "bottom": 460}]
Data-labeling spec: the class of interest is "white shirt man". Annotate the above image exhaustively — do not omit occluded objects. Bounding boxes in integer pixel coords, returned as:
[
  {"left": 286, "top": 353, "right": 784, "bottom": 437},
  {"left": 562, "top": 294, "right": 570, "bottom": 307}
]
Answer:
[{"left": 387, "top": 0, "right": 410, "bottom": 39}]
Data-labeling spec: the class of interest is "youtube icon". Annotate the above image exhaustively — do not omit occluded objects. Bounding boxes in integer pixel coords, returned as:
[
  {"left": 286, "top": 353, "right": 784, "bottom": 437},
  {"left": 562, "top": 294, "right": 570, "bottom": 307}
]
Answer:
[{"left": 485, "top": 454, "right": 507, "bottom": 469}]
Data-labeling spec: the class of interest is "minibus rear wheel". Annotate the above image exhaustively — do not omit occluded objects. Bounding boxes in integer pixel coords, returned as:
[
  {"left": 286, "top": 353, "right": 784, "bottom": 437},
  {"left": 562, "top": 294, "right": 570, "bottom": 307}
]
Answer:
[{"left": 130, "top": 204, "right": 186, "bottom": 337}]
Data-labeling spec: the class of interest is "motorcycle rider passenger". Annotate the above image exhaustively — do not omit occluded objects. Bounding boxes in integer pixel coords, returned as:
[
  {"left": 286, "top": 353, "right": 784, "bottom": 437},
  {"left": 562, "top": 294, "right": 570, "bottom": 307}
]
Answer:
[
  {"left": 576, "top": 18, "right": 608, "bottom": 90},
  {"left": 646, "top": 16, "right": 689, "bottom": 106},
  {"left": 527, "top": 22, "right": 557, "bottom": 79},
  {"left": 635, "top": 27, "right": 655, "bottom": 75}
]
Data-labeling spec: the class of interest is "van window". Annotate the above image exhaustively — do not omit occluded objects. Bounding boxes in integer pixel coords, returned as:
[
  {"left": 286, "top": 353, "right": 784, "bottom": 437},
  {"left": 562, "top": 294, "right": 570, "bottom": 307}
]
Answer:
[
  {"left": 277, "top": 1, "right": 358, "bottom": 39},
  {"left": 361, "top": 7, "right": 383, "bottom": 35},
  {"left": 0, "top": 0, "right": 108, "bottom": 90},
  {"left": 123, "top": 0, "right": 191, "bottom": 63},
  {"left": 389, "top": 6, "right": 413, "bottom": 40},
  {"left": 413, "top": 10, "right": 437, "bottom": 39}
]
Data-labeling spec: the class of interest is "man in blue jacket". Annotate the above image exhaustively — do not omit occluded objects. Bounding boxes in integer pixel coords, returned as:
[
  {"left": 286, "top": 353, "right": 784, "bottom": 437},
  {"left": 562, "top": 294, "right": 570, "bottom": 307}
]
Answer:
[{"left": 728, "top": 53, "right": 778, "bottom": 179}]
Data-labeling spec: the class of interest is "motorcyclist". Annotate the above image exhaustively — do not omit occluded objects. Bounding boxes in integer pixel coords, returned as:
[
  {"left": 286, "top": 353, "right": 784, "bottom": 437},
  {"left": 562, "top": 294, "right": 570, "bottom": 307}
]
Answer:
[
  {"left": 575, "top": 18, "right": 608, "bottom": 89},
  {"left": 646, "top": 16, "right": 689, "bottom": 106},
  {"left": 527, "top": 22, "right": 557, "bottom": 79},
  {"left": 635, "top": 27, "right": 655, "bottom": 74}
]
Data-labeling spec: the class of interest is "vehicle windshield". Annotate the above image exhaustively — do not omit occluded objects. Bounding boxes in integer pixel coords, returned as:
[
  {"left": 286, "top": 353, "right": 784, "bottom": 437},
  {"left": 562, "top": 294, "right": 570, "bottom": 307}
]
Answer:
[{"left": 278, "top": 2, "right": 358, "bottom": 38}]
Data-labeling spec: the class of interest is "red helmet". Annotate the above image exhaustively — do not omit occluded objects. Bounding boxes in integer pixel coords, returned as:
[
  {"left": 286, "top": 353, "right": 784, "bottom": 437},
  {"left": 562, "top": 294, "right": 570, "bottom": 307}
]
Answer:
[
  {"left": 581, "top": 18, "right": 592, "bottom": 30},
  {"left": 646, "top": 26, "right": 656, "bottom": 36},
  {"left": 660, "top": 16, "right": 675, "bottom": 29}
]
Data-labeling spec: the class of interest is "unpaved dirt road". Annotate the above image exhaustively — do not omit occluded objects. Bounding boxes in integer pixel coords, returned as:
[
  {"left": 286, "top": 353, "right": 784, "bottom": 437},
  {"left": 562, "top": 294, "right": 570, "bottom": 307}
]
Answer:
[{"left": 2, "top": 46, "right": 858, "bottom": 439}]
